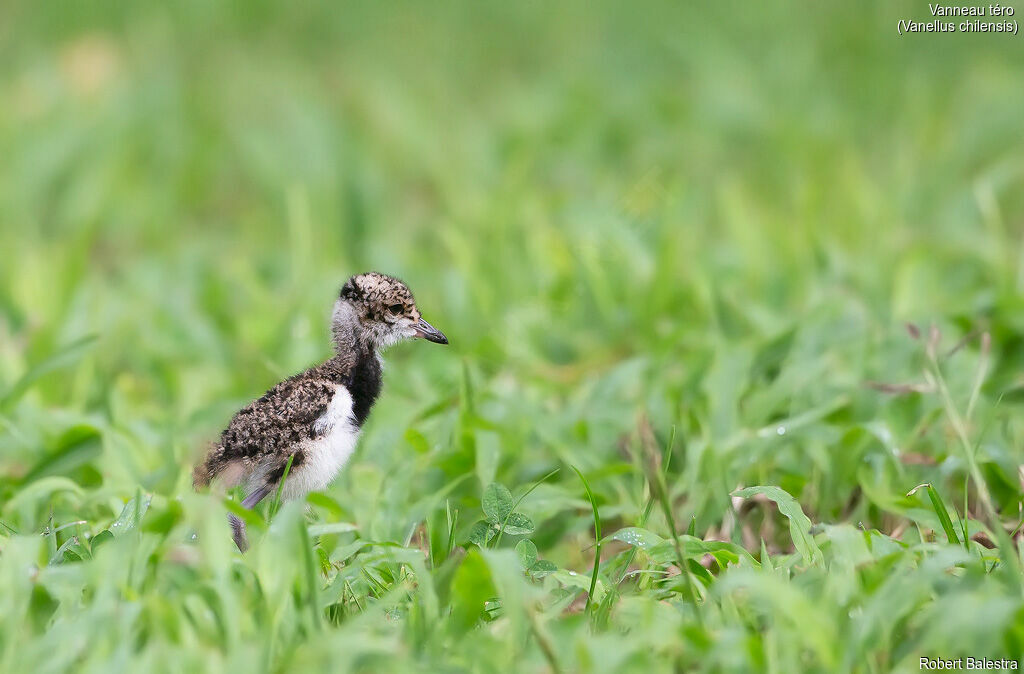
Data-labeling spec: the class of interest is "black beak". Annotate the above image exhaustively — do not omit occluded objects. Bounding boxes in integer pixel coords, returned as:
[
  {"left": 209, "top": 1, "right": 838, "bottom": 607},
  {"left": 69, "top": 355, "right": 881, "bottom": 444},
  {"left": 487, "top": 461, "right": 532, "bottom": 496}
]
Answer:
[{"left": 413, "top": 318, "right": 448, "bottom": 344}]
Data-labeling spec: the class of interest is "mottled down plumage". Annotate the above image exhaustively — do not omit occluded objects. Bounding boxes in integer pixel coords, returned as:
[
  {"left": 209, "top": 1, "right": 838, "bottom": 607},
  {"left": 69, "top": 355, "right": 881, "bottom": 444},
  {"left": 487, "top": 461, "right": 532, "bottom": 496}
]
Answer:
[
  {"left": 193, "top": 272, "right": 446, "bottom": 551},
  {"left": 191, "top": 352, "right": 376, "bottom": 489}
]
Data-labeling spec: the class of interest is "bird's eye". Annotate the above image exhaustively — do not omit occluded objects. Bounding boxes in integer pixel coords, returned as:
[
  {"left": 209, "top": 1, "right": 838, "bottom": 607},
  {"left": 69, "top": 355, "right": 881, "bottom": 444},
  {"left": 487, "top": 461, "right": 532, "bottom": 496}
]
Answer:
[{"left": 387, "top": 304, "right": 404, "bottom": 315}]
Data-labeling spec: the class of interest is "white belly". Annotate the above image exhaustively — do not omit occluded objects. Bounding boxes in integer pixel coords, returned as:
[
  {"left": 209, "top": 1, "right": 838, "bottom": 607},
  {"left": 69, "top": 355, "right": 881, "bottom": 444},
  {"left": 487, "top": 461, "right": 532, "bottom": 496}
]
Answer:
[{"left": 281, "top": 386, "right": 360, "bottom": 499}]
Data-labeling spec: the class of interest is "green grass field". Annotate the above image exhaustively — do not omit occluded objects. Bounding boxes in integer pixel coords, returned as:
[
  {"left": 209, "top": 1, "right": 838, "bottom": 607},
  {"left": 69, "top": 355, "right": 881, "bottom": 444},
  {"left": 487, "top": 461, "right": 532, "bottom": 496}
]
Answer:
[{"left": 3, "top": 1, "right": 1024, "bottom": 671}]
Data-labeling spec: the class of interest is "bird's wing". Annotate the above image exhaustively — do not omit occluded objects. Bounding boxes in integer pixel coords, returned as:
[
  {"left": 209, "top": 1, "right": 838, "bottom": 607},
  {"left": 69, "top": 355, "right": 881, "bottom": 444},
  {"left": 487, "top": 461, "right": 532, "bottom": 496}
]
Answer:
[
  {"left": 193, "top": 360, "right": 354, "bottom": 490},
  {"left": 218, "top": 374, "right": 339, "bottom": 463}
]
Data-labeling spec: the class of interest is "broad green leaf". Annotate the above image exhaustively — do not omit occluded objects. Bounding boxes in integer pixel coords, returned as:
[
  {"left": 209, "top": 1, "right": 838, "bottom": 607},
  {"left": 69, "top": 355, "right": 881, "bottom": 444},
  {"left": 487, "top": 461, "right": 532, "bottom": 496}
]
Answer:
[
  {"left": 482, "top": 483, "right": 513, "bottom": 524},
  {"left": 680, "top": 559, "right": 714, "bottom": 586},
  {"left": 732, "top": 485, "right": 822, "bottom": 565},
  {"left": 501, "top": 512, "right": 535, "bottom": 536},
  {"left": 62, "top": 542, "right": 90, "bottom": 563},
  {"left": 51, "top": 536, "right": 88, "bottom": 565},
  {"left": 468, "top": 520, "right": 495, "bottom": 546},
  {"left": 529, "top": 560, "right": 557, "bottom": 578},
  {"left": 605, "top": 527, "right": 664, "bottom": 550},
  {"left": 645, "top": 537, "right": 758, "bottom": 569},
  {"left": 330, "top": 539, "right": 370, "bottom": 563},
  {"left": 90, "top": 530, "right": 114, "bottom": 552},
  {"left": 110, "top": 493, "right": 152, "bottom": 536},
  {"left": 307, "top": 522, "right": 359, "bottom": 537},
  {"left": 515, "top": 539, "right": 538, "bottom": 568},
  {"left": 552, "top": 569, "right": 606, "bottom": 603},
  {"left": 695, "top": 539, "right": 754, "bottom": 567}
]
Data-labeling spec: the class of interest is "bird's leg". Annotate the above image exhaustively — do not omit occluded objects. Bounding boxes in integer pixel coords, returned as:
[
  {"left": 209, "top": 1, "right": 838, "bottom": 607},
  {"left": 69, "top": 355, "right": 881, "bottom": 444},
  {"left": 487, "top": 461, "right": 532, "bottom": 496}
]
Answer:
[{"left": 228, "top": 482, "right": 276, "bottom": 553}]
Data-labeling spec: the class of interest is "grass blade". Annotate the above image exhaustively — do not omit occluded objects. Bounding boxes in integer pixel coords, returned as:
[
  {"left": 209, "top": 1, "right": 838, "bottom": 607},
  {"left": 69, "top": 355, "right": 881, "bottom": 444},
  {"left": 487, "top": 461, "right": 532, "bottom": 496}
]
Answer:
[
  {"left": 0, "top": 335, "right": 97, "bottom": 411},
  {"left": 571, "top": 465, "right": 602, "bottom": 613},
  {"left": 732, "top": 485, "right": 823, "bottom": 566},
  {"left": 907, "top": 483, "right": 961, "bottom": 546},
  {"left": 269, "top": 454, "right": 295, "bottom": 519}
]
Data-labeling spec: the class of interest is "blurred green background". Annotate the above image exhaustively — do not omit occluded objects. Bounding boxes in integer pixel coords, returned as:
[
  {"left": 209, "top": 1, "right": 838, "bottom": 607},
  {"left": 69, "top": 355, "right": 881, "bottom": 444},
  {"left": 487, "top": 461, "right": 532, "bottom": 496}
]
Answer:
[{"left": 2, "top": 1, "right": 1024, "bottom": 672}]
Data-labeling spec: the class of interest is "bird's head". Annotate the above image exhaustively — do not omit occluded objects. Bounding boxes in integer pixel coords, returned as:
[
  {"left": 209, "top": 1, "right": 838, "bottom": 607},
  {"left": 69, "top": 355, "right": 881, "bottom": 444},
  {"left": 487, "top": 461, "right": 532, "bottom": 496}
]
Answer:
[{"left": 333, "top": 272, "right": 448, "bottom": 350}]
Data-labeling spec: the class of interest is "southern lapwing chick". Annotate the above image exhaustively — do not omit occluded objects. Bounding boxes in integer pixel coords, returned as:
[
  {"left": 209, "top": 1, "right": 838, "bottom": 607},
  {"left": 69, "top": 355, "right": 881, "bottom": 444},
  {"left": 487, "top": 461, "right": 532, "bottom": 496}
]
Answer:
[{"left": 193, "top": 272, "right": 448, "bottom": 551}]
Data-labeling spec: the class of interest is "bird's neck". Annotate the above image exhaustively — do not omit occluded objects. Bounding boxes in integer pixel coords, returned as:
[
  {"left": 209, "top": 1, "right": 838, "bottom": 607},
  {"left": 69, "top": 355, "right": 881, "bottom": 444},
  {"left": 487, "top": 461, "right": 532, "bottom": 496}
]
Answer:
[
  {"left": 330, "top": 300, "right": 373, "bottom": 356},
  {"left": 326, "top": 300, "right": 383, "bottom": 425}
]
